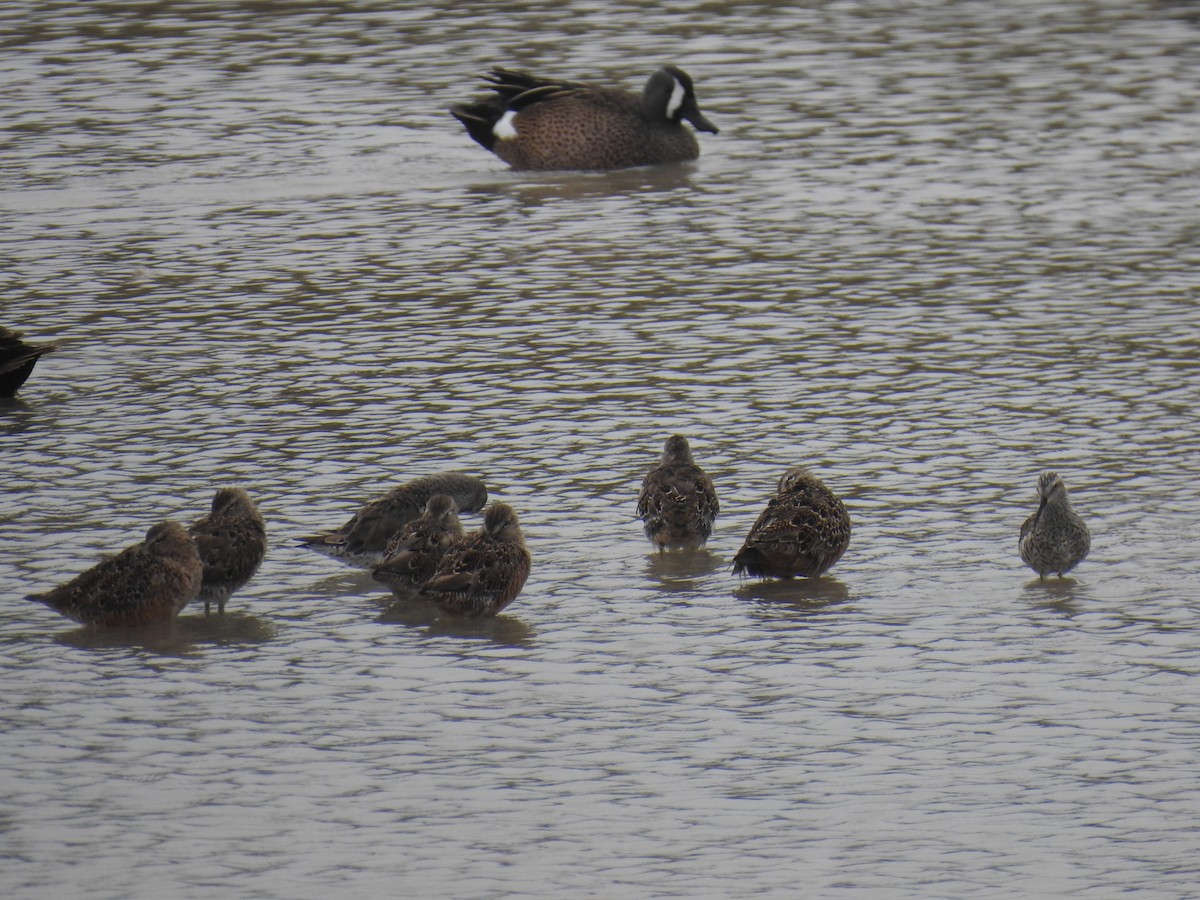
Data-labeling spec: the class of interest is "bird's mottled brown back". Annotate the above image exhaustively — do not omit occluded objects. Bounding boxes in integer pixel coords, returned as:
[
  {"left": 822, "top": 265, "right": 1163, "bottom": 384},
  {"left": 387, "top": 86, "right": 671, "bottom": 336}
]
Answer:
[
  {"left": 421, "top": 503, "right": 530, "bottom": 617},
  {"left": 189, "top": 487, "right": 267, "bottom": 612},
  {"left": 373, "top": 495, "right": 465, "bottom": 594},
  {"left": 733, "top": 470, "right": 851, "bottom": 579},
  {"left": 300, "top": 472, "right": 487, "bottom": 565},
  {"left": 1018, "top": 472, "right": 1090, "bottom": 577},
  {"left": 637, "top": 436, "right": 719, "bottom": 550},
  {"left": 28, "top": 521, "right": 203, "bottom": 627}
]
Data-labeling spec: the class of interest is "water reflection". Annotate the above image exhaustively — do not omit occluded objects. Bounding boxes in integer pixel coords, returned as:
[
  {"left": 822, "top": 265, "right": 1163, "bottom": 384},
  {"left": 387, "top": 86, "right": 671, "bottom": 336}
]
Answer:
[
  {"left": 375, "top": 594, "right": 442, "bottom": 627},
  {"left": 374, "top": 593, "right": 535, "bottom": 644},
  {"left": 1, "top": 397, "right": 34, "bottom": 418},
  {"left": 304, "top": 567, "right": 383, "bottom": 599},
  {"left": 480, "top": 163, "right": 699, "bottom": 204},
  {"left": 178, "top": 611, "right": 278, "bottom": 644},
  {"left": 733, "top": 576, "right": 852, "bottom": 609},
  {"left": 424, "top": 612, "right": 534, "bottom": 644},
  {"left": 52, "top": 624, "right": 194, "bottom": 657},
  {"left": 643, "top": 548, "right": 726, "bottom": 586},
  {"left": 1021, "top": 575, "right": 1088, "bottom": 615},
  {"left": 49, "top": 611, "right": 276, "bottom": 655}
]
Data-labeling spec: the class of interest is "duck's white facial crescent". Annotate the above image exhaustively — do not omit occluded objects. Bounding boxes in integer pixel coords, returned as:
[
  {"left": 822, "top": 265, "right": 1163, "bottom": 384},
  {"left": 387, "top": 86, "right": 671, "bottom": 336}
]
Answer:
[
  {"left": 493, "top": 110, "right": 519, "bottom": 140},
  {"left": 665, "top": 78, "right": 686, "bottom": 119}
]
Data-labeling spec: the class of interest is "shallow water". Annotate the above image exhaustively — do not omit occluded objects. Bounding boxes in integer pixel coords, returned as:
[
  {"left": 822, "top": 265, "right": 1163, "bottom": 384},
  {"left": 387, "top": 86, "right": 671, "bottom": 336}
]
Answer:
[{"left": 3, "top": 1, "right": 1200, "bottom": 897}]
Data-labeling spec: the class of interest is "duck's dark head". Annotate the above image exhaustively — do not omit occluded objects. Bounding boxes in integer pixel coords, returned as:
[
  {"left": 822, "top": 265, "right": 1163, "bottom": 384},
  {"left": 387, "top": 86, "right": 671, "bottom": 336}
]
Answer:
[{"left": 647, "top": 66, "right": 718, "bottom": 134}]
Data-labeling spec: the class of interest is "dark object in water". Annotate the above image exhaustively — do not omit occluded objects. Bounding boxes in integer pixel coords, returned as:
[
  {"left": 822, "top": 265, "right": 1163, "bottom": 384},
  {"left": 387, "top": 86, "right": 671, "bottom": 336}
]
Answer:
[{"left": 0, "top": 326, "right": 57, "bottom": 397}]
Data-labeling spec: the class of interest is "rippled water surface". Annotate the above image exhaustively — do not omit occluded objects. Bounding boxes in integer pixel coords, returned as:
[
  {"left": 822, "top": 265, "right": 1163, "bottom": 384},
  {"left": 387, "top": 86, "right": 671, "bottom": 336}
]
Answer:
[{"left": 3, "top": 1, "right": 1200, "bottom": 897}]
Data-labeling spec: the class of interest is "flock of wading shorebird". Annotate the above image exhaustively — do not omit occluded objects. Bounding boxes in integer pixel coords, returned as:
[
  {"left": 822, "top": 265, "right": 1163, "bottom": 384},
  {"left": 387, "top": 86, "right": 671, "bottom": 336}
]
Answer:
[
  {"left": 8, "top": 64, "right": 1092, "bottom": 629},
  {"left": 12, "top": 418, "right": 1089, "bottom": 630}
]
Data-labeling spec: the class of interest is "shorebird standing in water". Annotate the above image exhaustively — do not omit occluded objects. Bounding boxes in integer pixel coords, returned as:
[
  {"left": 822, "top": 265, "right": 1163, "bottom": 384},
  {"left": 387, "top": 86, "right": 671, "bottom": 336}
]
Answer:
[
  {"left": 372, "top": 494, "right": 464, "bottom": 599},
  {"left": 298, "top": 472, "right": 487, "bottom": 568},
  {"left": 420, "top": 503, "right": 531, "bottom": 618},
  {"left": 1019, "top": 471, "right": 1091, "bottom": 578},
  {"left": 188, "top": 487, "right": 268, "bottom": 615},
  {"left": 26, "top": 521, "right": 203, "bottom": 627},
  {"left": 637, "top": 434, "right": 719, "bottom": 551},
  {"left": 733, "top": 467, "right": 851, "bottom": 580}
]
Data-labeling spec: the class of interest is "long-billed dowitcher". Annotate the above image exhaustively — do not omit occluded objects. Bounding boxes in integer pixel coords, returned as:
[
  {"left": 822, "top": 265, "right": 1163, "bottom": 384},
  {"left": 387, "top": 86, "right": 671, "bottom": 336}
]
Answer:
[
  {"left": 372, "top": 494, "right": 464, "bottom": 599},
  {"left": 637, "top": 434, "right": 719, "bottom": 551},
  {"left": 732, "top": 467, "right": 851, "bottom": 579},
  {"left": 26, "top": 521, "right": 203, "bottom": 627},
  {"left": 298, "top": 472, "right": 487, "bottom": 567},
  {"left": 451, "top": 66, "right": 718, "bottom": 171},
  {"left": 188, "top": 487, "right": 268, "bottom": 615},
  {"left": 420, "top": 503, "right": 531, "bottom": 618},
  {"left": 1019, "top": 471, "right": 1091, "bottom": 578},
  {"left": 0, "top": 326, "right": 57, "bottom": 397}
]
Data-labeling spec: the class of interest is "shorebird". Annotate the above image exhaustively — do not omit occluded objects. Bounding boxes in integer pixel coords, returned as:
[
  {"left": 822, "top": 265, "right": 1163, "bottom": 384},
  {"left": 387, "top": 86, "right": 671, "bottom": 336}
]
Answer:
[
  {"left": 1019, "top": 471, "right": 1091, "bottom": 578},
  {"left": 372, "top": 494, "right": 464, "bottom": 599},
  {"left": 26, "top": 521, "right": 203, "bottom": 627},
  {"left": 420, "top": 503, "right": 531, "bottom": 617},
  {"left": 188, "top": 487, "right": 268, "bottom": 614},
  {"left": 451, "top": 65, "right": 718, "bottom": 170},
  {"left": 298, "top": 472, "right": 487, "bottom": 567},
  {"left": 636, "top": 434, "right": 719, "bottom": 550},
  {"left": 732, "top": 467, "right": 851, "bottom": 579}
]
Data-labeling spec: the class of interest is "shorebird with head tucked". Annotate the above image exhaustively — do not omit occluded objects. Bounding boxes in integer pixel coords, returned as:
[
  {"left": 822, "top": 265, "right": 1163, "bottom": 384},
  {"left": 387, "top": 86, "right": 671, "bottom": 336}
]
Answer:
[
  {"left": 1019, "top": 471, "right": 1091, "bottom": 578},
  {"left": 732, "top": 467, "right": 851, "bottom": 580},
  {"left": 299, "top": 472, "right": 487, "bottom": 568},
  {"left": 26, "top": 521, "right": 203, "bottom": 627},
  {"left": 420, "top": 503, "right": 531, "bottom": 618},
  {"left": 451, "top": 65, "right": 718, "bottom": 171},
  {"left": 372, "top": 494, "right": 464, "bottom": 599},
  {"left": 188, "top": 487, "right": 268, "bottom": 615},
  {"left": 637, "top": 434, "right": 719, "bottom": 551}
]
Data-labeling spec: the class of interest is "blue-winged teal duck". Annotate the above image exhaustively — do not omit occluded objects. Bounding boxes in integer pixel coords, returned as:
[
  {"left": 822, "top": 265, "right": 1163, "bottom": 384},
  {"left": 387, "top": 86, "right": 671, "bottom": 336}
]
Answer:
[
  {"left": 188, "top": 487, "right": 268, "bottom": 615},
  {"left": 451, "top": 65, "right": 718, "bottom": 171},
  {"left": 298, "top": 472, "right": 488, "bottom": 568},
  {"left": 637, "top": 434, "right": 719, "bottom": 551},
  {"left": 420, "top": 503, "right": 531, "bottom": 618},
  {"left": 1, "top": 326, "right": 57, "bottom": 397},
  {"left": 372, "top": 494, "right": 464, "bottom": 599},
  {"left": 733, "top": 467, "right": 851, "bottom": 579},
  {"left": 27, "top": 521, "right": 203, "bottom": 627},
  {"left": 1019, "top": 472, "right": 1091, "bottom": 578}
]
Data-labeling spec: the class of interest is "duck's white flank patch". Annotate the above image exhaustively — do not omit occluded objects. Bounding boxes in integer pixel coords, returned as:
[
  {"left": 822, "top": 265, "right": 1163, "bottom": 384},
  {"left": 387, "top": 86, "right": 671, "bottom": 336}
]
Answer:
[
  {"left": 493, "top": 110, "right": 519, "bottom": 140},
  {"left": 665, "top": 78, "right": 686, "bottom": 119}
]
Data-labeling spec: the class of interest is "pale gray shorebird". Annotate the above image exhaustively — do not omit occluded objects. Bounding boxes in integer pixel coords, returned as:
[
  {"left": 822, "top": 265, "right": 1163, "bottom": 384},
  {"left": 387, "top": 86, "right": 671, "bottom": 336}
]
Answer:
[
  {"left": 732, "top": 467, "right": 852, "bottom": 580},
  {"left": 188, "top": 487, "right": 268, "bottom": 615},
  {"left": 372, "top": 494, "right": 464, "bottom": 599},
  {"left": 451, "top": 65, "right": 718, "bottom": 171},
  {"left": 1019, "top": 471, "right": 1091, "bottom": 578},
  {"left": 0, "top": 326, "right": 57, "bottom": 397},
  {"left": 637, "top": 434, "right": 719, "bottom": 551},
  {"left": 420, "top": 503, "right": 531, "bottom": 618},
  {"left": 299, "top": 472, "right": 487, "bottom": 568},
  {"left": 26, "top": 521, "right": 203, "bottom": 627}
]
